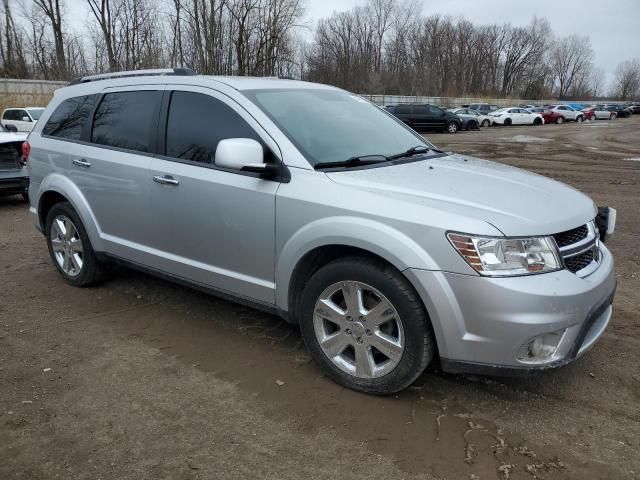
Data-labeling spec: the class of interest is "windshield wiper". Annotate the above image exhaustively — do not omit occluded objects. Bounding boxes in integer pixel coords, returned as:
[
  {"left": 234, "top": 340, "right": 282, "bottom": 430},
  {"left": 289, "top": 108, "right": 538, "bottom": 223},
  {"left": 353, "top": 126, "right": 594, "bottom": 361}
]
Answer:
[
  {"left": 314, "top": 155, "right": 390, "bottom": 170},
  {"left": 389, "top": 145, "right": 439, "bottom": 160}
]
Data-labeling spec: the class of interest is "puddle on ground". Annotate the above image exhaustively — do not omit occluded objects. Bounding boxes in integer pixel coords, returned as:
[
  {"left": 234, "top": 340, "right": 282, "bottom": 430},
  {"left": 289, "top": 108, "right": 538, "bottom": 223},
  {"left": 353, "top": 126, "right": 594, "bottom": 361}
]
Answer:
[
  {"left": 624, "top": 157, "right": 640, "bottom": 162},
  {"left": 506, "top": 135, "right": 552, "bottom": 143}
]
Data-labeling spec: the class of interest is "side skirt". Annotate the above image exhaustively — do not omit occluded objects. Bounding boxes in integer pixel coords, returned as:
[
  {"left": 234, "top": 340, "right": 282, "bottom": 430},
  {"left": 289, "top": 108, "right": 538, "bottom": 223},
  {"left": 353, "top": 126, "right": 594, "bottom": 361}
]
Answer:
[{"left": 97, "top": 252, "right": 294, "bottom": 324}]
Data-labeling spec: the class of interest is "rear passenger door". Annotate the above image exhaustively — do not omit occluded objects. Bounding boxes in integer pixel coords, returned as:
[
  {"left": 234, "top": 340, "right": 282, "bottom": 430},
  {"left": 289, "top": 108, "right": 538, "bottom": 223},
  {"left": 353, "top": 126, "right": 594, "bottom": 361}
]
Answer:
[
  {"left": 147, "top": 87, "right": 280, "bottom": 304},
  {"left": 410, "top": 106, "right": 430, "bottom": 131},
  {"left": 68, "top": 86, "right": 163, "bottom": 262}
]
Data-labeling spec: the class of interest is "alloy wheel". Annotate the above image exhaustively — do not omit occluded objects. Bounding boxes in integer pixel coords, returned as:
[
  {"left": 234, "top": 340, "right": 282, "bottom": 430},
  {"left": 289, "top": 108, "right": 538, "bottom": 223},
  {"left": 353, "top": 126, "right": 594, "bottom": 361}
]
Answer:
[
  {"left": 50, "top": 215, "right": 83, "bottom": 277},
  {"left": 313, "top": 281, "right": 405, "bottom": 379}
]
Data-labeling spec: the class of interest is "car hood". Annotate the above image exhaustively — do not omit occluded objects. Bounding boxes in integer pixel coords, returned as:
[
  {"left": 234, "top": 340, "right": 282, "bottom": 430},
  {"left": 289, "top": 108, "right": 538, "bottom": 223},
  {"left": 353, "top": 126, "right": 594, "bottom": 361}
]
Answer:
[{"left": 325, "top": 153, "right": 596, "bottom": 236}]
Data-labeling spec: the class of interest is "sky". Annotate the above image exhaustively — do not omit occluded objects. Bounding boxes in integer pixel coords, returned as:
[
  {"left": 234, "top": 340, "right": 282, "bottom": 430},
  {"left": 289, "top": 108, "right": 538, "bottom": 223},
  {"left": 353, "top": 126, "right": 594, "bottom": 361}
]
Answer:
[
  {"left": 64, "top": 0, "right": 640, "bottom": 87},
  {"left": 304, "top": 0, "right": 640, "bottom": 86}
]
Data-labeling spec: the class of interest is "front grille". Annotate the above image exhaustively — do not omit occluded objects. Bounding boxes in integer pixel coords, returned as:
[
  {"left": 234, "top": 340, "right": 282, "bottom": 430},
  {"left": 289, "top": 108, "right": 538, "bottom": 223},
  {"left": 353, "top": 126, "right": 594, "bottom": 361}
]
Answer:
[
  {"left": 553, "top": 225, "right": 588, "bottom": 248},
  {"left": 0, "top": 143, "right": 22, "bottom": 171},
  {"left": 564, "top": 249, "right": 596, "bottom": 273}
]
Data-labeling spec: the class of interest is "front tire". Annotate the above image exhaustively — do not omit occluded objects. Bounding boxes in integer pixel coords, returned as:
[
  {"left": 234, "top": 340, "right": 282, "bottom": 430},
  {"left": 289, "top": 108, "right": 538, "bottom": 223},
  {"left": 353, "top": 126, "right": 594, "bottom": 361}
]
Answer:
[
  {"left": 447, "top": 121, "right": 458, "bottom": 134},
  {"left": 299, "top": 256, "right": 435, "bottom": 395},
  {"left": 45, "top": 202, "right": 104, "bottom": 286},
  {"left": 576, "top": 115, "right": 584, "bottom": 123},
  {"left": 556, "top": 116, "right": 564, "bottom": 124},
  {"left": 504, "top": 118, "right": 512, "bottom": 126},
  {"left": 533, "top": 117, "right": 543, "bottom": 125},
  {"left": 481, "top": 119, "right": 490, "bottom": 128}
]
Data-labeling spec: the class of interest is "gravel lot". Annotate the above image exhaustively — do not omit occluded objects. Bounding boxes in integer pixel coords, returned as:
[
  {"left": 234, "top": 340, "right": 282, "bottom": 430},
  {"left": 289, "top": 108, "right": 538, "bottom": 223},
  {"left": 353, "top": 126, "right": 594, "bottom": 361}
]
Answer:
[{"left": 1, "top": 117, "right": 639, "bottom": 480}]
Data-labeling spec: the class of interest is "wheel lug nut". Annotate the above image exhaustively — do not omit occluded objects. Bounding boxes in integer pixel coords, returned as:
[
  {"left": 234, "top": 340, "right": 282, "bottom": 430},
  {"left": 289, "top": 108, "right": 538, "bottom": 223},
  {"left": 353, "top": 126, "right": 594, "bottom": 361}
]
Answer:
[
  {"left": 366, "top": 330, "right": 372, "bottom": 336},
  {"left": 345, "top": 329, "right": 351, "bottom": 335},
  {"left": 359, "top": 316, "right": 365, "bottom": 322},
  {"left": 346, "top": 316, "right": 352, "bottom": 321},
  {"left": 357, "top": 337, "right": 363, "bottom": 344}
]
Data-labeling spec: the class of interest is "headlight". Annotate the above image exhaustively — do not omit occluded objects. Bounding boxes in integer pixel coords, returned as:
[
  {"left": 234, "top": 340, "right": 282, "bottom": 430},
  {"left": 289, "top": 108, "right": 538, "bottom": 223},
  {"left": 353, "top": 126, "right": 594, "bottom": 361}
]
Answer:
[{"left": 447, "top": 233, "right": 561, "bottom": 276}]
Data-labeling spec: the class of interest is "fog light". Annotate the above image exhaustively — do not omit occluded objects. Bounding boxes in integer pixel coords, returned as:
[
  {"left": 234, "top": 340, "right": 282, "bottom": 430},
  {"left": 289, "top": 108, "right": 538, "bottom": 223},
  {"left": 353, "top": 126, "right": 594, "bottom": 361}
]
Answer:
[{"left": 517, "top": 330, "right": 566, "bottom": 364}]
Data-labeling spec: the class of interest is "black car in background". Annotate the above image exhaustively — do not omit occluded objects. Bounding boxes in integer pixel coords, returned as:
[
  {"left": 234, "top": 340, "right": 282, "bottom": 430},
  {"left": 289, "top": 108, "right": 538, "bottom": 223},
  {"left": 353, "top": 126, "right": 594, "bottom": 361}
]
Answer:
[
  {"left": 384, "top": 103, "right": 463, "bottom": 133},
  {"left": 600, "top": 104, "right": 633, "bottom": 118}
]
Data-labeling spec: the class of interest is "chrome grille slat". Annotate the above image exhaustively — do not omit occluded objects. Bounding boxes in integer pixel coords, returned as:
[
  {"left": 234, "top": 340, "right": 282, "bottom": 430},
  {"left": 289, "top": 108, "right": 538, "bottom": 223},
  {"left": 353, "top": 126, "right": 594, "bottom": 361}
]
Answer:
[{"left": 553, "top": 222, "right": 600, "bottom": 277}]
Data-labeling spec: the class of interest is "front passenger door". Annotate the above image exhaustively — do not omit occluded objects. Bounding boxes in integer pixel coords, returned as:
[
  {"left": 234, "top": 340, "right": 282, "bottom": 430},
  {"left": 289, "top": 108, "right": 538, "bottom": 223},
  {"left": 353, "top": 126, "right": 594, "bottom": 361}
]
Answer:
[{"left": 148, "top": 88, "right": 281, "bottom": 304}]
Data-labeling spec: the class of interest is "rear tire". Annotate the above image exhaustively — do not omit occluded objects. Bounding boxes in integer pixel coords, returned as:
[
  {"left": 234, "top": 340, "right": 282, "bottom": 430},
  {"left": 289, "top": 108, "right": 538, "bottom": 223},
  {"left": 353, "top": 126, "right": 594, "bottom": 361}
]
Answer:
[
  {"left": 298, "top": 256, "right": 435, "bottom": 395},
  {"left": 481, "top": 119, "right": 490, "bottom": 128},
  {"left": 576, "top": 115, "right": 584, "bottom": 123},
  {"left": 447, "top": 121, "right": 458, "bottom": 134},
  {"left": 21, "top": 192, "right": 29, "bottom": 202},
  {"left": 45, "top": 202, "right": 105, "bottom": 287},
  {"left": 556, "top": 116, "right": 564, "bottom": 124},
  {"left": 533, "top": 117, "right": 543, "bottom": 126},
  {"left": 504, "top": 118, "right": 512, "bottom": 126}
]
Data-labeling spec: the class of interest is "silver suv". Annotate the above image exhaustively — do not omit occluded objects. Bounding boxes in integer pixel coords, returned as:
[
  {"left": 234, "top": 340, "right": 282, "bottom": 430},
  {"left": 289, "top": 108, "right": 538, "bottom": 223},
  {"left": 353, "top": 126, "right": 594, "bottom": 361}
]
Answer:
[{"left": 26, "top": 69, "right": 617, "bottom": 394}]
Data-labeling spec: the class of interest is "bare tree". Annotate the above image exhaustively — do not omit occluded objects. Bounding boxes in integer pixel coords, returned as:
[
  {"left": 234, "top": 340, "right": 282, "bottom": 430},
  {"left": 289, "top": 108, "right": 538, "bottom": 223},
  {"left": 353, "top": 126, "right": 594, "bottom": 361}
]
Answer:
[
  {"left": 612, "top": 59, "right": 640, "bottom": 100},
  {"left": 549, "top": 34, "right": 593, "bottom": 98},
  {"left": 0, "top": 0, "right": 29, "bottom": 77},
  {"left": 31, "top": 0, "right": 67, "bottom": 78}
]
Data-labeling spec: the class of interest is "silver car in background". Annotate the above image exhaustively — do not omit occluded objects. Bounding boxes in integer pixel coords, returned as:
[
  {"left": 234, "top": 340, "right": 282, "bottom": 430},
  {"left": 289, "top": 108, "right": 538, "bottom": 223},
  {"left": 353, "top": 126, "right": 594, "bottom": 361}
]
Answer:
[{"left": 25, "top": 69, "right": 617, "bottom": 394}]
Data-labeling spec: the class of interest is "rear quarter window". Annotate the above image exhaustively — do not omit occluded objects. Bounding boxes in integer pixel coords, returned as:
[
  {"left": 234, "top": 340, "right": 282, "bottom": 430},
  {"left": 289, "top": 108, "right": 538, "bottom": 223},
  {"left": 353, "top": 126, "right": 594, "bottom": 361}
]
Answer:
[{"left": 42, "top": 95, "right": 98, "bottom": 140}]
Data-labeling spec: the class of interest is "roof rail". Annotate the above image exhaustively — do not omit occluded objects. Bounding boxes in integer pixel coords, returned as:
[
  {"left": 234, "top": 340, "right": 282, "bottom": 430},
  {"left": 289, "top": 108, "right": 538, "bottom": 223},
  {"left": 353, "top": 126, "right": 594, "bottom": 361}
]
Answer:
[{"left": 69, "top": 67, "right": 197, "bottom": 85}]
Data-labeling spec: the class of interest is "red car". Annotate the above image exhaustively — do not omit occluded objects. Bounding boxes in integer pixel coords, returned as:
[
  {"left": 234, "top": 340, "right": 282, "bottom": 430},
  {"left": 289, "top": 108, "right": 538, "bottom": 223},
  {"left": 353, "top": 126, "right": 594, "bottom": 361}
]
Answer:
[{"left": 528, "top": 107, "right": 563, "bottom": 124}]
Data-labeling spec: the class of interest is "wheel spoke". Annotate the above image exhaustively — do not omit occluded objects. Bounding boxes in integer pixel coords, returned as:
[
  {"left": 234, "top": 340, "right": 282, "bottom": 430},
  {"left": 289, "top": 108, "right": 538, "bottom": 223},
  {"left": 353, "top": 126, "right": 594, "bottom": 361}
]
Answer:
[
  {"left": 355, "top": 344, "right": 375, "bottom": 378},
  {"left": 364, "top": 298, "right": 395, "bottom": 327},
  {"left": 320, "top": 332, "right": 350, "bottom": 358},
  {"left": 316, "top": 298, "right": 346, "bottom": 327},
  {"left": 70, "top": 238, "right": 83, "bottom": 254},
  {"left": 51, "top": 238, "right": 65, "bottom": 253},
  {"left": 370, "top": 332, "right": 403, "bottom": 364},
  {"left": 62, "top": 251, "right": 70, "bottom": 272},
  {"left": 55, "top": 218, "right": 67, "bottom": 239},
  {"left": 66, "top": 223, "right": 77, "bottom": 241},
  {"left": 341, "top": 282, "right": 363, "bottom": 316},
  {"left": 70, "top": 253, "right": 82, "bottom": 273}
]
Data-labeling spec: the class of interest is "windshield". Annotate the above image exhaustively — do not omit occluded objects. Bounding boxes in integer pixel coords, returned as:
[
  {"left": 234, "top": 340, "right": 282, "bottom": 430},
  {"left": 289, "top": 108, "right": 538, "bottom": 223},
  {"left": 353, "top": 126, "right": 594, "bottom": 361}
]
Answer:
[
  {"left": 242, "top": 88, "right": 434, "bottom": 167},
  {"left": 28, "top": 108, "right": 44, "bottom": 120}
]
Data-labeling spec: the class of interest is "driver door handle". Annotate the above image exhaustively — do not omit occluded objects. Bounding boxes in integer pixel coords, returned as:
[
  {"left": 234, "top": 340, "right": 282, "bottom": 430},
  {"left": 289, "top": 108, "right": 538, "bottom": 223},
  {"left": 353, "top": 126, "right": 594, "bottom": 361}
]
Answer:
[{"left": 153, "top": 175, "right": 179, "bottom": 186}]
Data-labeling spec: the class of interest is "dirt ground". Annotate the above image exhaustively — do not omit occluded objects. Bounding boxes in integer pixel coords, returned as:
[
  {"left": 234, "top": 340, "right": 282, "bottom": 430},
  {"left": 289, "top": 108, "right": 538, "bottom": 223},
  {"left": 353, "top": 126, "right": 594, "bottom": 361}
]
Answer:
[{"left": 1, "top": 117, "right": 639, "bottom": 480}]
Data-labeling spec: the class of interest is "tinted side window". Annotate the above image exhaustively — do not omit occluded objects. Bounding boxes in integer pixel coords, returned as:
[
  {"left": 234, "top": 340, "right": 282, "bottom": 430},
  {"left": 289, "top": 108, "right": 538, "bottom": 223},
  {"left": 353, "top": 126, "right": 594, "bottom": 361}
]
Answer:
[
  {"left": 428, "top": 106, "right": 443, "bottom": 114},
  {"left": 2, "top": 110, "right": 12, "bottom": 120},
  {"left": 413, "top": 106, "right": 429, "bottom": 115},
  {"left": 92, "top": 91, "right": 161, "bottom": 153},
  {"left": 395, "top": 105, "right": 412, "bottom": 114},
  {"left": 165, "top": 91, "right": 260, "bottom": 164},
  {"left": 42, "top": 95, "right": 98, "bottom": 140},
  {"left": 5, "top": 110, "right": 20, "bottom": 121}
]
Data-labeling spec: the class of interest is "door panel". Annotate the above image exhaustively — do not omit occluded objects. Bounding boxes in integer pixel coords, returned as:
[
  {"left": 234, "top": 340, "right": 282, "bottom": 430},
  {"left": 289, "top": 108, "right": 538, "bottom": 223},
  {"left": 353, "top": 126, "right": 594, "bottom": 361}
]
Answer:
[
  {"left": 148, "top": 159, "right": 278, "bottom": 303},
  {"left": 147, "top": 86, "right": 281, "bottom": 304},
  {"left": 69, "top": 86, "right": 163, "bottom": 262}
]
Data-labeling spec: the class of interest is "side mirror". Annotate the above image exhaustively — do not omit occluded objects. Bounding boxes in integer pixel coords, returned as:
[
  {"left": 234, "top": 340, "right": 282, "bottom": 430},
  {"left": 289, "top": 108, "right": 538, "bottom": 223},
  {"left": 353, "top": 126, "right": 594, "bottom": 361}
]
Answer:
[
  {"left": 215, "top": 138, "right": 278, "bottom": 178},
  {"left": 22, "top": 116, "right": 31, "bottom": 122},
  {"left": 4, "top": 123, "right": 18, "bottom": 132}
]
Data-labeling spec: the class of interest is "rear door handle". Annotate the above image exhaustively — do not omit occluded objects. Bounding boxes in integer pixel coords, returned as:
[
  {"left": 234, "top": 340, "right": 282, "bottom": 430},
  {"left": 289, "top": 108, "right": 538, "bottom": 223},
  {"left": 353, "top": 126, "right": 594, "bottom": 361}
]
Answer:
[
  {"left": 72, "top": 159, "right": 91, "bottom": 168},
  {"left": 153, "top": 175, "right": 179, "bottom": 186}
]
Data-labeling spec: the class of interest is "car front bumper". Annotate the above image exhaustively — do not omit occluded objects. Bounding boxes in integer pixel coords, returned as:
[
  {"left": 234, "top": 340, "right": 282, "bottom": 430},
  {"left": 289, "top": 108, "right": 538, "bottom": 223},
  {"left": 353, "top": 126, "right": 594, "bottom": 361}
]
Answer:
[
  {"left": 405, "top": 243, "right": 616, "bottom": 375},
  {"left": 0, "top": 168, "right": 29, "bottom": 196}
]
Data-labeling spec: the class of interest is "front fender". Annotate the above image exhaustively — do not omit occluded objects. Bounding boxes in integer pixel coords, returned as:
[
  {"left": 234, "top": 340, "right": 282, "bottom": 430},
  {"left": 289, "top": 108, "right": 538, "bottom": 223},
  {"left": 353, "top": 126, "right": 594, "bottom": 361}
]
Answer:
[
  {"left": 38, "top": 173, "right": 104, "bottom": 251},
  {"left": 275, "top": 216, "right": 438, "bottom": 311}
]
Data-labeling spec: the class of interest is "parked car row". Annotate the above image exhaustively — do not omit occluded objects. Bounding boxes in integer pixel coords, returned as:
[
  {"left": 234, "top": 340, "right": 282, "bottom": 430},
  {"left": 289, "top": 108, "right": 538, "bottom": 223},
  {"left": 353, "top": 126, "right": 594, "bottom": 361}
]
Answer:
[{"left": 383, "top": 101, "right": 636, "bottom": 133}]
